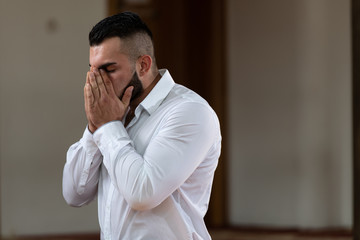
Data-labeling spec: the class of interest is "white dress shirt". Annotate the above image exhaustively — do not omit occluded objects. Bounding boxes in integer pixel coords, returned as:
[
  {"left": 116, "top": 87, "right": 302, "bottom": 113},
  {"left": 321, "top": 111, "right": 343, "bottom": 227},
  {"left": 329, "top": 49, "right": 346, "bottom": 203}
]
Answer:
[{"left": 62, "top": 69, "right": 221, "bottom": 240}]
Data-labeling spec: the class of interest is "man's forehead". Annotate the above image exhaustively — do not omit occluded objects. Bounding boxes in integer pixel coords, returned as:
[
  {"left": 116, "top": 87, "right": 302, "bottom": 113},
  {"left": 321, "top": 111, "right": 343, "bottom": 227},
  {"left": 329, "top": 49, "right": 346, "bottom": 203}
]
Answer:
[{"left": 89, "top": 37, "right": 131, "bottom": 68}]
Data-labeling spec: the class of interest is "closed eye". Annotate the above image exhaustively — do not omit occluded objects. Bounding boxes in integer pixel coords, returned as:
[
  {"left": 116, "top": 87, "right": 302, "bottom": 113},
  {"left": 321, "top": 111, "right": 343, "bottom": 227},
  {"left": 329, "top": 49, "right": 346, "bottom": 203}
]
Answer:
[
  {"left": 89, "top": 62, "right": 117, "bottom": 73},
  {"left": 103, "top": 68, "right": 115, "bottom": 73}
]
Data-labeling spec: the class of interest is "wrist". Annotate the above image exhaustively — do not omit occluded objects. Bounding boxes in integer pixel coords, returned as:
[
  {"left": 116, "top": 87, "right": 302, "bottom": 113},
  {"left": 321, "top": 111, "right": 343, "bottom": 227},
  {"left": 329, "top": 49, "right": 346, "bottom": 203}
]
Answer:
[{"left": 88, "top": 122, "right": 97, "bottom": 133}]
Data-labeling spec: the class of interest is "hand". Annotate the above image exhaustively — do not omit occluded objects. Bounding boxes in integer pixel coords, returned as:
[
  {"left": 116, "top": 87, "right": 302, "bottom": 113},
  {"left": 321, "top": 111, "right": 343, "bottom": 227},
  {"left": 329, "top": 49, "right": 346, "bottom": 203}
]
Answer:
[{"left": 84, "top": 68, "right": 133, "bottom": 133}]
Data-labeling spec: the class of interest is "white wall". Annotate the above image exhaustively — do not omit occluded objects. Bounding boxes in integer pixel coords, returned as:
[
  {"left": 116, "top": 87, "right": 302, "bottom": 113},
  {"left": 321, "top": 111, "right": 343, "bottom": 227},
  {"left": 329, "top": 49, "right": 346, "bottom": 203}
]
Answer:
[
  {"left": 0, "top": 0, "right": 106, "bottom": 237},
  {"left": 227, "top": 0, "right": 352, "bottom": 228},
  {"left": 0, "top": 0, "right": 353, "bottom": 236}
]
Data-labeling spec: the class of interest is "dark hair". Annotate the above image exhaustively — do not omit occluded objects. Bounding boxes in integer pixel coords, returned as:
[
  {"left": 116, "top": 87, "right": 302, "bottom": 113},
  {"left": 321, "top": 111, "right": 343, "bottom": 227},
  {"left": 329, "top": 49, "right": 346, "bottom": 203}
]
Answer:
[
  {"left": 88, "top": 11, "right": 156, "bottom": 70},
  {"left": 89, "top": 11, "right": 153, "bottom": 46}
]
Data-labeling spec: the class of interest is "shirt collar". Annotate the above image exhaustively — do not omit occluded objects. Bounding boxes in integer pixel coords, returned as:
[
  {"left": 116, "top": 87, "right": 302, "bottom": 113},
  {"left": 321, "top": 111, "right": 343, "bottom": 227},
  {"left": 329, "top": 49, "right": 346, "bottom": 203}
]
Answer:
[{"left": 139, "top": 69, "right": 175, "bottom": 115}]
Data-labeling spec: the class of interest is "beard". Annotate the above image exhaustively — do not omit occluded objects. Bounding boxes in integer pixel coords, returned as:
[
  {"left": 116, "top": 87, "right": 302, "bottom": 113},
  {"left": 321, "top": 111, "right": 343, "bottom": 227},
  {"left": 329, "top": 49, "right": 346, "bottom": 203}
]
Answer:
[{"left": 120, "top": 71, "right": 143, "bottom": 102}]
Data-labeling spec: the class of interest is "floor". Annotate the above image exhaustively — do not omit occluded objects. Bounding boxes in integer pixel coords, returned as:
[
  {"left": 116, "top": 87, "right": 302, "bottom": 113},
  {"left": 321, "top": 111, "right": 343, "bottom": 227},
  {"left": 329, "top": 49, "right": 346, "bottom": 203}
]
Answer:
[
  {"left": 1, "top": 229, "right": 353, "bottom": 240},
  {"left": 209, "top": 229, "right": 352, "bottom": 240}
]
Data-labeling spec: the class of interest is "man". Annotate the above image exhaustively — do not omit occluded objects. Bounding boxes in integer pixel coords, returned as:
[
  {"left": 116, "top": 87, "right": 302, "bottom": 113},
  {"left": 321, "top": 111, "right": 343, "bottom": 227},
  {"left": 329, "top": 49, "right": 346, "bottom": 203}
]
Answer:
[{"left": 62, "top": 12, "right": 221, "bottom": 240}]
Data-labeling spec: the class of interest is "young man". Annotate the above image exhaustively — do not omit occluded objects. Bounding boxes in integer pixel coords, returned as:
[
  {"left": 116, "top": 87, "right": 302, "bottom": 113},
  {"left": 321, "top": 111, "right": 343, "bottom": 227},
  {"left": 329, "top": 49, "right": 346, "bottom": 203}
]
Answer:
[{"left": 62, "top": 12, "right": 221, "bottom": 240}]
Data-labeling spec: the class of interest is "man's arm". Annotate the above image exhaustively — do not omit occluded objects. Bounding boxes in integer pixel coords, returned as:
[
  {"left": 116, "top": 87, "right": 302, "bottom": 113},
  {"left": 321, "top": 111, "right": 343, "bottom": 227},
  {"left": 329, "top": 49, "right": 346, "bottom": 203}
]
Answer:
[
  {"left": 82, "top": 67, "right": 221, "bottom": 210},
  {"left": 62, "top": 128, "right": 102, "bottom": 207},
  {"left": 93, "top": 101, "right": 221, "bottom": 211},
  {"left": 63, "top": 69, "right": 111, "bottom": 206}
]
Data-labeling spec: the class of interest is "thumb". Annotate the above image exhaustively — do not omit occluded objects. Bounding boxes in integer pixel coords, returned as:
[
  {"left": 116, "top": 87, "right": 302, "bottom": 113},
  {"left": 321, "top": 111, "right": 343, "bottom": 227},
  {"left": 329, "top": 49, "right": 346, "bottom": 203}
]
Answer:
[{"left": 122, "top": 86, "right": 134, "bottom": 107}]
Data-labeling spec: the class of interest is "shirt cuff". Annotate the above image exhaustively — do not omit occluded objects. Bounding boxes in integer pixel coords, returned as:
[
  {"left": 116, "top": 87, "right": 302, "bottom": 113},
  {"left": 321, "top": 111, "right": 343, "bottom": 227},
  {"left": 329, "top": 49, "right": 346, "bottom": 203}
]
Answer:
[
  {"left": 93, "top": 121, "right": 132, "bottom": 155},
  {"left": 80, "top": 125, "right": 100, "bottom": 157}
]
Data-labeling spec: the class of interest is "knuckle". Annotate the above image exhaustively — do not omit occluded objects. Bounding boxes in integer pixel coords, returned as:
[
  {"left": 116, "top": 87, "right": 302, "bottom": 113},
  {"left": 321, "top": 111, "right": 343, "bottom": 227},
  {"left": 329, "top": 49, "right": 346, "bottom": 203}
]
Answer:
[
  {"left": 86, "top": 94, "right": 92, "bottom": 101},
  {"left": 97, "top": 79, "right": 104, "bottom": 85},
  {"left": 89, "top": 105, "right": 98, "bottom": 113},
  {"left": 104, "top": 78, "right": 111, "bottom": 84},
  {"left": 100, "top": 96, "right": 109, "bottom": 104}
]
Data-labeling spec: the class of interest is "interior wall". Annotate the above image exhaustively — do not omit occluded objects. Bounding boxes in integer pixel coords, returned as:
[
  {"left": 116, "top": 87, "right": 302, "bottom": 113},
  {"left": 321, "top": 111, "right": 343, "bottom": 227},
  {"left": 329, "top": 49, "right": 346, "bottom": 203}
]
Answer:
[
  {"left": 0, "top": 0, "right": 353, "bottom": 237},
  {"left": 227, "top": 0, "right": 352, "bottom": 228},
  {"left": 0, "top": 0, "right": 106, "bottom": 237}
]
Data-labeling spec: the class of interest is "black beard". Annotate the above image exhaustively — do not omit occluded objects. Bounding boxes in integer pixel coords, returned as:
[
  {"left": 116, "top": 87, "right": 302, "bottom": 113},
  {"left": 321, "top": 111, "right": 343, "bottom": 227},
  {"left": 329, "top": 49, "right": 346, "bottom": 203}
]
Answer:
[{"left": 120, "top": 71, "right": 143, "bottom": 101}]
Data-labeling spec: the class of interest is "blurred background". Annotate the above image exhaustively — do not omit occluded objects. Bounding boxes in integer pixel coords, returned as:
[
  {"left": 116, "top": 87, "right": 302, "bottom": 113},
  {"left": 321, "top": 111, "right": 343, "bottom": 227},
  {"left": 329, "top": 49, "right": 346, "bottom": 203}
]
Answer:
[{"left": 0, "top": 0, "right": 353, "bottom": 239}]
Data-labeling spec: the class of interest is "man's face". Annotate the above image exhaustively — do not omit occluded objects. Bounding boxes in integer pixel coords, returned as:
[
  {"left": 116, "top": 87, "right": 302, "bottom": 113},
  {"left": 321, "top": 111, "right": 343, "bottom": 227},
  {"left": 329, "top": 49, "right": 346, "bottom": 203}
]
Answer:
[
  {"left": 89, "top": 37, "right": 143, "bottom": 101},
  {"left": 125, "top": 70, "right": 143, "bottom": 101}
]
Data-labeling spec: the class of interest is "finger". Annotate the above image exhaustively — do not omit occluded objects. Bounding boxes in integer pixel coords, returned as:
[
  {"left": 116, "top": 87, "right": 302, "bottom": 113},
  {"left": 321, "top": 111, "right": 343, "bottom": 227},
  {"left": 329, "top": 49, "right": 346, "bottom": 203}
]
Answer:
[
  {"left": 94, "top": 69, "right": 107, "bottom": 96},
  {"left": 84, "top": 83, "right": 95, "bottom": 107},
  {"left": 89, "top": 72, "right": 100, "bottom": 100},
  {"left": 84, "top": 83, "right": 88, "bottom": 111},
  {"left": 86, "top": 71, "right": 94, "bottom": 85},
  {"left": 84, "top": 84, "right": 90, "bottom": 122},
  {"left": 84, "top": 84, "right": 97, "bottom": 133},
  {"left": 99, "top": 69, "right": 116, "bottom": 96},
  {"left": 85, "top": 72, "right": 92, "bottom": 111},
  {"left": 121, "top": 86, "right": 134, "bottom": 107}
]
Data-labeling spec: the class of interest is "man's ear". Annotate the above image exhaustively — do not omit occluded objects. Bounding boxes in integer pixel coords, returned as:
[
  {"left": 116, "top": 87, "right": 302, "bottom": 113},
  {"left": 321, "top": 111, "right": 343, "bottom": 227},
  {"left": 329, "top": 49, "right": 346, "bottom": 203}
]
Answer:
[{"left": 137, "top": 55, "right": 152, "bottom": 77}]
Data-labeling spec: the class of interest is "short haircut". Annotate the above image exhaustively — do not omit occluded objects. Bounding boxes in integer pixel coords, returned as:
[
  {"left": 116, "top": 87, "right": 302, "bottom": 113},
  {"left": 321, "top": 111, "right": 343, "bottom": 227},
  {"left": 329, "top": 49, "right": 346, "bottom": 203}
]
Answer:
[{"left": 89, "top": 12, "right": 156, "bottom": 68}]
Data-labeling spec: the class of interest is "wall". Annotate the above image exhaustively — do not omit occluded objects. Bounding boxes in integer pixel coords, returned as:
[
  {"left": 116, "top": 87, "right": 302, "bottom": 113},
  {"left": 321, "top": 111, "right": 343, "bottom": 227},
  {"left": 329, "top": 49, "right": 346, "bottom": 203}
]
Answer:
[
  {"left": 0, "top": 0, "right": 353, "bottom": 237},
  {"left": 0, "top": 0, "right": 106, "bottom": 237},
  {"left": 227, "top": 0, "right": 352, "bottom": 228}
]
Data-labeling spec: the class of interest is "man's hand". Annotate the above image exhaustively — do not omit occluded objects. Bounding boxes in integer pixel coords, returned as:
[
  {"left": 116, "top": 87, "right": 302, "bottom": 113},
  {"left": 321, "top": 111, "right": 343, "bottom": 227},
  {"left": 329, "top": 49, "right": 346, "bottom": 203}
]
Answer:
[{"left": 84, "top": 68, "right": 133, "bottom": 133}]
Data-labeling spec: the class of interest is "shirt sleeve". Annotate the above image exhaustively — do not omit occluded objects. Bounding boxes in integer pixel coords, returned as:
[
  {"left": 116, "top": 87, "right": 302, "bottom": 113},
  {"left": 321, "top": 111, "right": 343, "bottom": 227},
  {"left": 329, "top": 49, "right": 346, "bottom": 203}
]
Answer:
[
  {"left": 62, "top": 126, "right": 103, "bottom": 207},
  {"left": 93, "top": 102, "right": 221, "bottom": 211}
]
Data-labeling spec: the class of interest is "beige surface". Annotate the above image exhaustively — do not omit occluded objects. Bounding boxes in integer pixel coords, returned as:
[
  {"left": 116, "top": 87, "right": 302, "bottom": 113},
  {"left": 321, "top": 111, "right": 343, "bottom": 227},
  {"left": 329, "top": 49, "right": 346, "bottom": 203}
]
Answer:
[
  {"left": 209, "top": 230, "right": 352, "bottom": 240},
  {"left": 0, "top": 230, "right": 352, "bottom": 240}
]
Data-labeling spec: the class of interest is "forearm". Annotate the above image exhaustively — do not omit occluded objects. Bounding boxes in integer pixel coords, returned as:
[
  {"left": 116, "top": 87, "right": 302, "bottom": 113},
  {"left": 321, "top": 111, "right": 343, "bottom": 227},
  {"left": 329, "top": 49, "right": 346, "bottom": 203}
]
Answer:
[
  {"left": 93, "top": 103, "right": 219, "bottom": 211},
  {"left": 62, "top": 129, "right": 102, "bottom": 207}
]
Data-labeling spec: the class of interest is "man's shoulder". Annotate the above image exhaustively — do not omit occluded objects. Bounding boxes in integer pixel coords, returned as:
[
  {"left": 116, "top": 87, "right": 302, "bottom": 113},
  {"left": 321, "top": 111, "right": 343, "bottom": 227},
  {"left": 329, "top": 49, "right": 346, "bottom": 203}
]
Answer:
[
  {"left": 160, "top": 83, "right": 218, "bottom": 122},
  {"left": 167, "top": 83, "right": 209, "bottom": 106}
]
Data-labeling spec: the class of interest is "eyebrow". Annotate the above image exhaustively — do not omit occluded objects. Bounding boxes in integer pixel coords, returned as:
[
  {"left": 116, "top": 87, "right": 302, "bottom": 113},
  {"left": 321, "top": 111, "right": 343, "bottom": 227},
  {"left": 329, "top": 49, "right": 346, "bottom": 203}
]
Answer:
[{"left": 89, "top": 62, "right": 117, "bottom": 70}]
